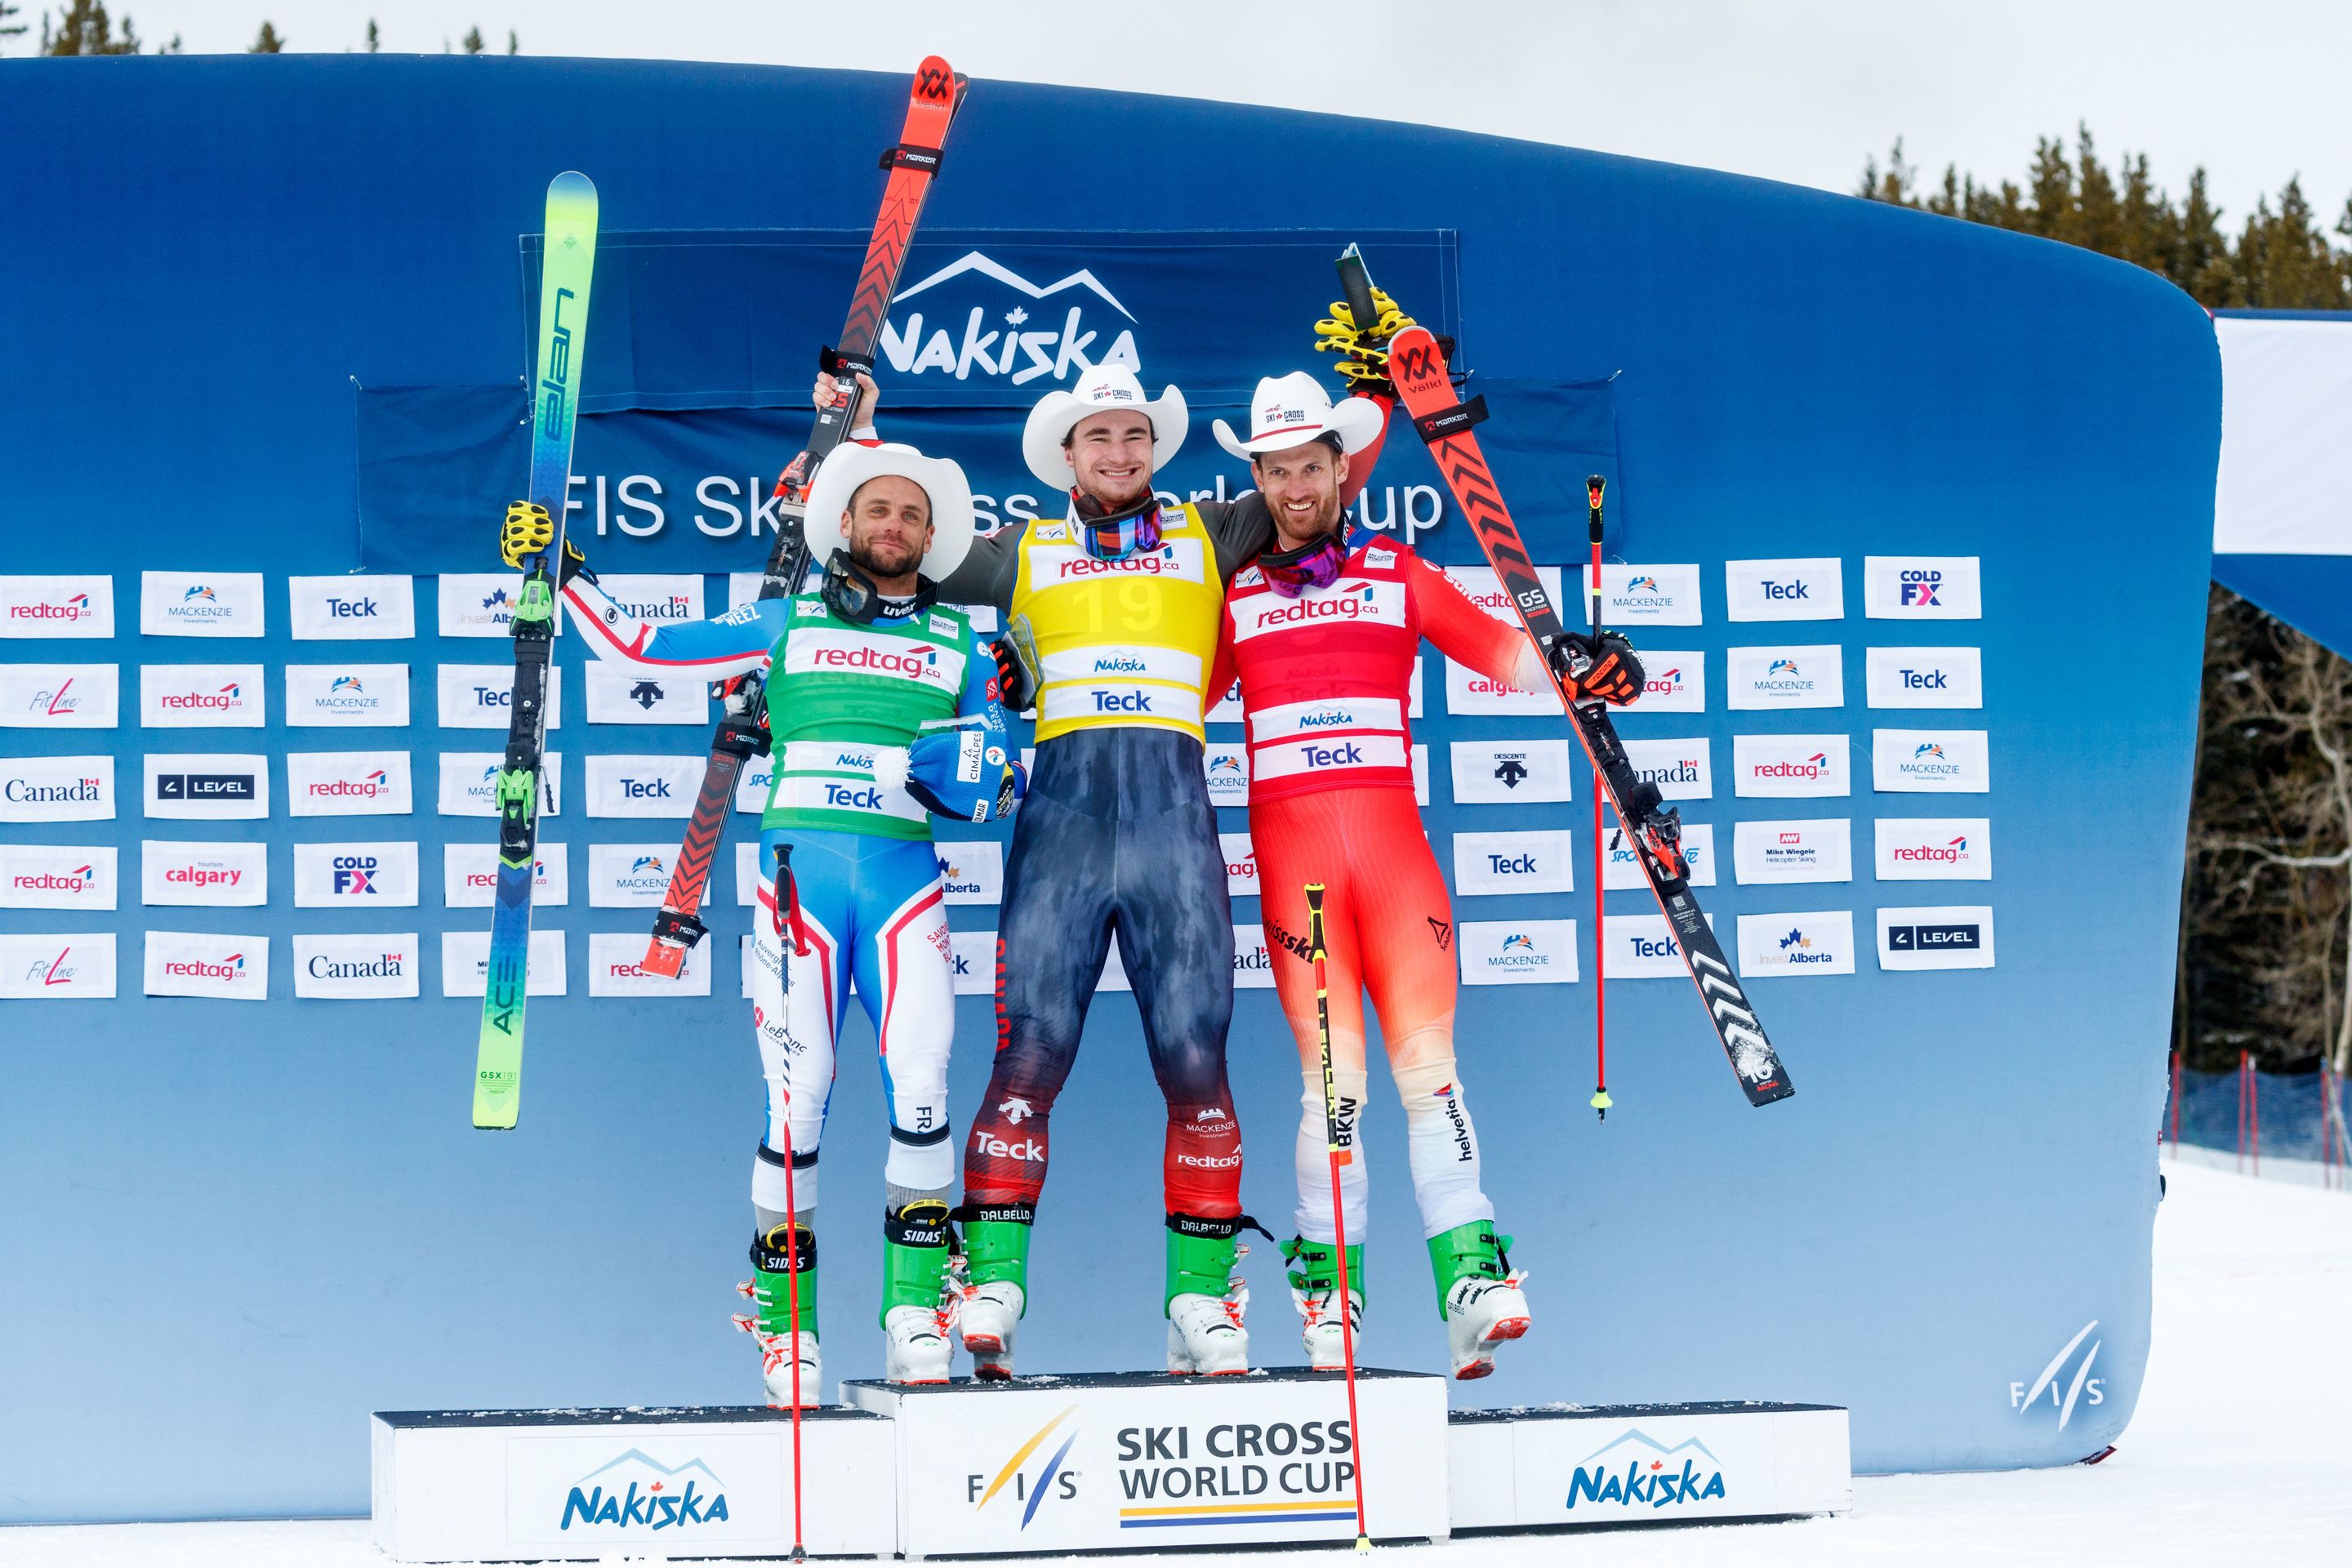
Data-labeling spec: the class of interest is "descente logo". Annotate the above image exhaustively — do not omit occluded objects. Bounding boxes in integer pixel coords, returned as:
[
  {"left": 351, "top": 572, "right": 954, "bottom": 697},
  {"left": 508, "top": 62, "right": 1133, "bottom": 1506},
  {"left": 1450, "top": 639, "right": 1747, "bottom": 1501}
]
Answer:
[{"left": 811, "top": 643, "right": 940, "bottom": 678}]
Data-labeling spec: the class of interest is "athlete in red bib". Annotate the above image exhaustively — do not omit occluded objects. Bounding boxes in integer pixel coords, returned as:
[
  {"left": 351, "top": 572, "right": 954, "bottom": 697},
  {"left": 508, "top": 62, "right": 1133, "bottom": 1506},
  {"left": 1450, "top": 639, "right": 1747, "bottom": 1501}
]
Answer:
[{"left": 1205, "top": 354, "right": 1642, "bottom": 1379}]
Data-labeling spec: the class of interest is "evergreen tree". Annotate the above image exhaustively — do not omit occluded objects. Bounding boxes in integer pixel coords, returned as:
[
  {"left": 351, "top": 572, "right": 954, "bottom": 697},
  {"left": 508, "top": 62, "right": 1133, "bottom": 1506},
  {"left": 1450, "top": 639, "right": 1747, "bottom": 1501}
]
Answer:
[
  {"left": 1, "top": 2, "right": 26, "bottom": 52},
  {"left": 249, "top": 20, "right": 282, "bottom": 53},
  {"left": 365, "top": 18, "right": 377, "bottom": 52},
  {"left": 39, "top": 0, "right": 140, "bottom": 54},
  {"left": 461, "top": 25, "right": 483, "bottom": 55}
]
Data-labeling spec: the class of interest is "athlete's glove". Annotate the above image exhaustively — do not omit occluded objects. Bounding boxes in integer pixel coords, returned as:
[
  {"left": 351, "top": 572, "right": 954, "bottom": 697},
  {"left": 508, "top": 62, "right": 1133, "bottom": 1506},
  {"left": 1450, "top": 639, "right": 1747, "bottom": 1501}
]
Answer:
[
  {"left": 989, "top": 635, "right": 1036, "bottom": 711},
  {"left": 498, "top": 501, "right": 588, "bottom": 586},
  {"left": 903, "top": 726, "right": 1028, "bottom": 824},
  {"left": 1316, "top": 285, "right": 1443, "bottom": 397},
  {"left": 1547, "top": 630, "right": 1644, "bottom": 706}
]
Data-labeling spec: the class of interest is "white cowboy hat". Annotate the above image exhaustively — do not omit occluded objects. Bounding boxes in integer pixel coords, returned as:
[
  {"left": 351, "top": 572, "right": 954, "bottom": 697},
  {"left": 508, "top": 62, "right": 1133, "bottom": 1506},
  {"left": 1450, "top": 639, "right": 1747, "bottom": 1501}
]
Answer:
[
  {"left": 1021, "top": 365, "right": 1188, "bottom": 488},
  {"left": 1213, "top": 371, "right": 1386, "bottom": 460},
  {"left": 804, "top": 440, "right": 976, "bottom": 581}
]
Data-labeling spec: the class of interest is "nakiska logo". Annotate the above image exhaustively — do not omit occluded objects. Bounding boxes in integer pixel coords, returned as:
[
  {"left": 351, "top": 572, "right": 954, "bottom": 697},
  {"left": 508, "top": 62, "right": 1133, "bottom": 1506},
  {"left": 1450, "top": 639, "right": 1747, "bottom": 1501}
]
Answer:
[
  {"left": 1295, "top": 709, "right": 1357, "bottom": 728},
  {"left": 810, "top": 642, "right": 941, "bottom": 678},
  {"left": 1566, "top": 1429, "right": 1728, "bottom": 1511},
  {"left": 2011, "top": 1320, "right": 2105, "bottom": 1430},
  {"left": 884, "top": 251, "right": 1139, "bottom": 385},
  {"left": 1094, "top": 655, "right": 1147, "bottom": 674},
  {"left": 559, "top": 1449, "right": 732, "bottom": 1533},
  {"left": 14, "top": 862, "right": 99, "bottom": 896},
  {"left": 969, "top": 1405, "right": 1081, "bottom": 1530},
  {"left": 159, "top": 683, "right": 243, "bottom": 710},
  {"left": 163, "top": 951, "right": 248, "bottom": 980},
  {"left": 310, "top": 769, "right": 390, "bottom": 799},
  {"left": 13, "top": 591, "right": 93, "bottom": 623}
]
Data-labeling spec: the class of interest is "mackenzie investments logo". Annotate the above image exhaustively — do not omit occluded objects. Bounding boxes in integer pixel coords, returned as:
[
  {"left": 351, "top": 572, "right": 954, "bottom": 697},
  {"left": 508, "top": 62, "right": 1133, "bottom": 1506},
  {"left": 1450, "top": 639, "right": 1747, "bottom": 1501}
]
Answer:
[
  {"left": 970, "top": 1405, "right": 1081, "bottom": 1529},
  {"left": 1625, "top": 575, "right": 1659, "bottom": 594},
  {"left": 1500, "top": 933, "right": 1535, "bottom": 952},
  {"left": 884, "top": 251, "right": 1139, "bottom": 385},
  {"left": 1915, "top": 742, "right": 1944, "bottom": 760},
  {"left": 1209, "top": 755, "right": 1244, "bottom": 775},
  {"left": 559, "top": 1449, "right": 733, "bottom": 1533}
]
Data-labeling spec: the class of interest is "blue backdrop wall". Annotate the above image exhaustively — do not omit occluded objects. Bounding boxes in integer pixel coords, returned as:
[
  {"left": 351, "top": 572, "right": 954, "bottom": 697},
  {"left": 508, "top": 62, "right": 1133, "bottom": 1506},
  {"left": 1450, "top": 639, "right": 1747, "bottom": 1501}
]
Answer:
[{"left": 0, "top": 56, "right": 2218, "bottom": 1522}]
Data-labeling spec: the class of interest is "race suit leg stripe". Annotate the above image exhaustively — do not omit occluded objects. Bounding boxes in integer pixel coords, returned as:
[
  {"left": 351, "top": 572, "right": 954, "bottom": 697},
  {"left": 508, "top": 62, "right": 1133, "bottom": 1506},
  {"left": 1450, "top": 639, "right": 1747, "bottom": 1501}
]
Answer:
[
  {"left": 847, "top": 839, "right": 956, "bottom": 1192},
  {"left": 752, "top": 831, "right": 847, "bottom": 1218}
]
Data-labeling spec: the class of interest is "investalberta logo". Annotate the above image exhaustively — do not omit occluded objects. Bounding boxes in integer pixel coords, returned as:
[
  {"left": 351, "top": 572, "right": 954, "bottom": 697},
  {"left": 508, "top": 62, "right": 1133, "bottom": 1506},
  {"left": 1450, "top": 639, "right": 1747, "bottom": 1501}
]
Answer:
[
  {"left": 882, "top": 252, "right": 1140, "bottom": 385},
  {"left": 559, "top": 1448, "right": 731, "bottom": 1532},
  {"left": 1566, "top": 1429, "right": 1728, "bottom": 1511}
]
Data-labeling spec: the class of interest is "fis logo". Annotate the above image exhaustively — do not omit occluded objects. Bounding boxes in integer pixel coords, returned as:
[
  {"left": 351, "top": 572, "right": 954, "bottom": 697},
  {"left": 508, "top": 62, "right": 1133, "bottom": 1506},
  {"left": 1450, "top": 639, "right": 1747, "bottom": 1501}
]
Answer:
[
  {"left": 969, "top": 1405, "right": 1081, "bottom": 1529},
  {"left": 2011, "top": 1321, "right": 2105, "bottom": 1431},
  {"left": 884, "top": 251, "right": 1140, "bottom": 386}
]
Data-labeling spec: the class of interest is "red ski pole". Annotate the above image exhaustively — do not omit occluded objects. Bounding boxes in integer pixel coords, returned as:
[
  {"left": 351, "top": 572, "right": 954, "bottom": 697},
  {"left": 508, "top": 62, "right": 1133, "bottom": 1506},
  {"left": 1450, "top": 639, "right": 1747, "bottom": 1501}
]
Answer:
[
  {"left": 1305, "top": 884, "right": 1371, "bottom": 1551},
  {"left": 1586, "top": 476, "right": 1612, "bottom": 1122},
  {"left": 777, "top": 844, "right": 809, "bottom": 1561}
]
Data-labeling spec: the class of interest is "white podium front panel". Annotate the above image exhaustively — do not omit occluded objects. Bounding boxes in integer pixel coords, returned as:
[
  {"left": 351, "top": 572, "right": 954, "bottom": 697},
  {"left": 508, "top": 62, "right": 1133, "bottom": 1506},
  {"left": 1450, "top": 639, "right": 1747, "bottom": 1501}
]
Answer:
[
  {"left": 1446, "top": 1401, "right": 1851, "bottom": 1530},
  {"left": 369, "top": 1405, "right": 893, "bottom": 1562},
  {"left": 849, "top": 1367, "right": 1450, "bottom": 1556}
]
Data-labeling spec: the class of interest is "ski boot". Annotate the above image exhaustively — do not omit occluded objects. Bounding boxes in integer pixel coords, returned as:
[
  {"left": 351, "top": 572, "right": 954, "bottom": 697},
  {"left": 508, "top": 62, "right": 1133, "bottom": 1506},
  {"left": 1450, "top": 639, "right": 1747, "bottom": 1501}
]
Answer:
[
  {"left": 1282, "top": 1236, "right": 1364, "bottom": 1371},
  {"left": 1428, "top": 1222, "right": 1530, "bottom": 1380},
  {"left": 882, "top": 1199, "right": 954, "bottom": 1385},
  {"left": 733, "top": 1222, "right": 822, "bottom": 1407},
  {"left": 956, "top": 1209, "right": 1030, "bottom": 1381},
  {"left": 1165, "top": 1217, "right": 1250, "bottom": 1376}
]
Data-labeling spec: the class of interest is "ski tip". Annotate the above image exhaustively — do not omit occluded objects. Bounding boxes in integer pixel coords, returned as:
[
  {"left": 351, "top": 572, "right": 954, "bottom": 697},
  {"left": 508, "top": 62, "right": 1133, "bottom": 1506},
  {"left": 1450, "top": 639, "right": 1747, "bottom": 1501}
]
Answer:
[
  {"left": 914, "top": 55, "right": 956, "bottom": 105},
  {"left": 547, "top": 169, "right": 596, "bottom": 199}
]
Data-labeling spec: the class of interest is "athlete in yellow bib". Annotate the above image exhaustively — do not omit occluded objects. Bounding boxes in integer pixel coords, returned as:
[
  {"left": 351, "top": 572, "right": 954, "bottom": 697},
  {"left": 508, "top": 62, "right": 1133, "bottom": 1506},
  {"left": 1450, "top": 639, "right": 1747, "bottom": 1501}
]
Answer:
[{"left": 830, "top": 327, "right": 1388, "bottom": 1378}]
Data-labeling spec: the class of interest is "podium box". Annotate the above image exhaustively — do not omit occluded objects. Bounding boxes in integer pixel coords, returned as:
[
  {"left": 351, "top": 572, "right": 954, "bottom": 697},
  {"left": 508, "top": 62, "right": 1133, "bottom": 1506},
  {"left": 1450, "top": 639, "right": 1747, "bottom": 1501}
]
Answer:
[
  {"left": 369, "top": 1404, "right": 894, "bottom": 1563},
  {"left": 846, "top": 1367, "right": 1451, "bottom": 1557},
  {"left": 1446, "top": 1401, "right": 1851, "bottom": 1530}
]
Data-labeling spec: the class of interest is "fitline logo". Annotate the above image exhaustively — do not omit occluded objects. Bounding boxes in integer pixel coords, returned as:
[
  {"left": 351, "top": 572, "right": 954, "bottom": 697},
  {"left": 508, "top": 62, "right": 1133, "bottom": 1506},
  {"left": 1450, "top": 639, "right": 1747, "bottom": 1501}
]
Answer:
[
  {"left": 28, "top": 677, "right": 82, "bottom": 716},
  {"left": 29, "top": 947, "right": 80, "bottom": 987}
]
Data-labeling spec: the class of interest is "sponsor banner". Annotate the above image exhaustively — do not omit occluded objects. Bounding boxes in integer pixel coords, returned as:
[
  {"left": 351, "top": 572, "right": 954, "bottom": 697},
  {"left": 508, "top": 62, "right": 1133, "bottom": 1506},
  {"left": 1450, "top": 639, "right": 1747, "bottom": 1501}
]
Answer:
[
  {"left": 588, "top": 843, "right": 682, "bottom": 907},
  {"left": 0, "top": 844, "right": 118, "bottom": 911},
  {"left": 287, "top": 750, "right": 414, "bottom": 817},
  {"left": 736, "top": 840, "right": 762, "bottom": 906},
  {"left": 438, "top": 662, "right": 563, "bottom": 730},
  {"left": 438, "top": 572, "right": 541, "bottom": 639},
  {"left": 1580, "top": 563, "right": 1704, "bottom": 625},
  {"left": 949, "top": 928, "right": 996, "bottom": 996},
  {"left": 1610, "top": 817, "right": 1686, "bottom": 889},
  {"left": 1438, "top": 564, "right": 1570, "bottom": 633},
  {"left": 1735, "top": 910, "right": 1857, "bottom": 977},
  {"left": 1203, "top": 745, "right": 1250, "bottom": 804},
  {"left": 141, "top": 839, "right": 269, "bottom": 906},
  {"left": 1036, "top": 681, "right": 1196, "bottom": 729},
  {"left": 145, "top": 929, "right": 270, "bottom": 1000},
  {"left": 1628, "top": 651, "right": 1704, "bottom": 713},
  {"left": 1873, "top": 728, "right": 1991, "bottom": 793},
  {"left": 1232, "top": 922, "right": 1275, "bottom": 989},
  {"left": 1619, "top": 736, "right": 1712, "bottom": 800},
  {"left": 1443, "top": 656, "right": 1557, "bottom": 715},
  {"left": 1602, "top": 817, "right": 1717, "bottom": 889},
  {"left": 1, "top": 663, "right": 120, "bottom": 728},
  {"left": 584, "top": 754, "right": 702, "bottom": 817},
  {"left": 293, "top": 933, "right": 421, "bottom": 999},
  {"left": 1231, "top": 579, "right": 1408, "bottom": 643},
  {"left": 1412, "top": 742, "right": 1429, "bottom": 806},
  {"left": 140, "top": 571, "right": 266, "bottom": 637},
  {"left": 1251, "top": 732, "right": 1408, "bottom": 782},
  {"left": 1725, "top": 557, "right": 1844, "bottom": 621},
  {"left": 1878, "top": 903, "right": 1997, "bottom": 970},
  {"left": 1218, "top": 831, "right": 1258, "bottom": 898},
  {"left": 140, "top": 663, "right": 265, "bottom": 728},
  {"left": 0, "top": 574, "right": 114, "bottom": 637},
  {"left": 285, "top": 664, "right": 412, "bottom": 727},
  {"left": 589, "top": 930, "right": 710, "bottom": 996},
  {"left": 1601, "top": 912, "right": 1716, "bottom": 979},
  {"left": 1732, "top": 818, "right": 1854, "bottom": 884},
  {"left": 1724, "top": 645, "right": 1844, "bottom": 710},
  {"left": 733, "top": 754, "right": 777, "bottom": 814},
  {"left": 1207, "top": 678, "right": 1243, "bottom": 724},
  {"left": 145, "top": 752, "right": 268, "bottom": 819},
  {"left": 439, "top": 929, "right": 566, "bottom": 996},
  {"left": 293, "top": 841, "right": 421, "bottom": 907},
  {"left": 1864, "top": 646, "right": 1984, "bottom": 709},
  {"left": 740, "top": 932, "right": 756, "bottom": 999},
  {"left": 439, "top": 751, "right": 560, "bottom": 817},
  {"left": 1874, "top": 817, "right": 1992, "bottom": 880},
  {"left": 1459, "top": 918, "right": 1579, "bottom": 985},
  {"left": 1450, "top": 739, "right": 1571, "bottom": 804},
  {"left": 1732, "top": 733, "right": 1850, "bottom": 798},
  {"left": 1453, "top": 828, "right": 1573, "bottom": 895},
  {"left": 572, "top": 572, "right": 706, "bottom": 639},
  {"left": 1, "top": 754, "right": 115, "bottom": 822},
  {"left": 443, "top": 842, "right": 569, "bottom": 907},
  {"left": 288, "top": 574, "right": 417, "bottom": 639},
  {"left": 1, "top": 932, "right": 118, "bottom": 999},
  {"left": 584, "top": 662, "right": 710, "bottom": 725},
  {"left": 1245, "top": 694, "right": 1405, "bottom": 746},
  {"left": 935, "top": 839, "right": 1004, "bottom": 905},
  {"left": 1864, "top": 555, "right": 1982, "bottom": 620}
]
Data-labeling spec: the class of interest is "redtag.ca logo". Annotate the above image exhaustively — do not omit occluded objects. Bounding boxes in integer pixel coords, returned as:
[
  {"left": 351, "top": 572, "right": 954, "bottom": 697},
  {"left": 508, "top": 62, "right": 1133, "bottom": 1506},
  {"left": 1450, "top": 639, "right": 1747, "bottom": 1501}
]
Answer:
[
  {"left": 159, "top": 684, "right": 243, "bottom": 710},
  {"left": 809, "top": 643, "right": 940, "bottom": 678},
  {"left": 309, "top": 769, "right": 390, "bottom": 798},
  {"left": 11, "top": 591, "right": 95, "bottom": 622},
  {"left": 1753, "top": 753, "right": 1831, "bottom": 779},
  {"left": 163, "top": 952, "right": 248, "bottom": 980}
]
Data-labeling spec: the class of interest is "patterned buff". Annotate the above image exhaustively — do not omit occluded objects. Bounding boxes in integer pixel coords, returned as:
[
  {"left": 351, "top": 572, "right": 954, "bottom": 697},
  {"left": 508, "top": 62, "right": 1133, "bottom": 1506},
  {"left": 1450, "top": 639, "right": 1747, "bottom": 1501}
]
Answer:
[
  {"left": 1075, "top": 492, "right": 1165, "bottom": 559},
  {"left": 1258, "top": 528, "right": 1350, "bottom": 598}
]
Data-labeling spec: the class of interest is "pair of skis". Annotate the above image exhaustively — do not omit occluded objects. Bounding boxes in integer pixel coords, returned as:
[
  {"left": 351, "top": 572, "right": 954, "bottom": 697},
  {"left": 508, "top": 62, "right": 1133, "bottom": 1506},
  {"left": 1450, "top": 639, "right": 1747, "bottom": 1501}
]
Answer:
[
  {"left": 641, "top": 57, "right": 968, "bottom": 979},
  {"left": 1344, "top": 250, "right": 1795, "bottom": 1109}
]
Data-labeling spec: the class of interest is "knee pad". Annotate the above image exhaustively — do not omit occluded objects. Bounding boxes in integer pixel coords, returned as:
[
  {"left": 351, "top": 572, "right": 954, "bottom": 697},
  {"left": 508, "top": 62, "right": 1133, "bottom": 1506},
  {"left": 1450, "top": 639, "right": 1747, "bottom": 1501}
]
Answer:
[{"left": 1392, "top": 1057, "right": 1463, "bottom": 1111}]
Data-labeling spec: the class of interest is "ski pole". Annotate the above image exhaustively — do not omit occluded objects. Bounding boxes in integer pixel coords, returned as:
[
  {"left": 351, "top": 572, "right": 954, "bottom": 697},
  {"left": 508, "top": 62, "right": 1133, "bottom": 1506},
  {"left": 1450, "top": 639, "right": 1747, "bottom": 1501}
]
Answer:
[
  {"left": 777, "top": 843, "right": 808, "bottom": 1561},
  {"left": 1305, "top": 884, "right": 1371, "bottom": 1552},
  {"left": 1586, "top": 475, "right": 1611, "bottom": 1123}
]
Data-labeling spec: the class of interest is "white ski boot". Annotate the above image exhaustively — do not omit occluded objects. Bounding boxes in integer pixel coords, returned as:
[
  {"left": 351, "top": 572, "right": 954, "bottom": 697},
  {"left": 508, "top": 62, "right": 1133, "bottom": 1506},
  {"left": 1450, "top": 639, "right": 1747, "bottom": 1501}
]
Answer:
[
  {"left": 1283, "top": 1236, "right": 1363, "bottom": 1372},
  {"left": 1167, "top": 1290, "right": 1251, "bottom": 1375},
  {"left": 733, "top": 1312, "right": 823, "bottom": 1407},
  {"left": 959, "top": 1281, "right": 1023, "bottom": 1381},
  {"left": 884, "top": 1304, "right": 953, "bottom": 1384},
  {"left": 1431, "top": 1223, "right": 1529, "bottom": 1380}
]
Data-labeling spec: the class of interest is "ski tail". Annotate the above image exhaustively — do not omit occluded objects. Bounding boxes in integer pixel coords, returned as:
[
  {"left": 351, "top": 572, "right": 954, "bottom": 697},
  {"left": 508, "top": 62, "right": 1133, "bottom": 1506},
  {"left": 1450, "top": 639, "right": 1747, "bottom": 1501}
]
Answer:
[
  {"left": 474, "top": 172, "right": 599, "bottom": 1130},
  {"left": 1381, "top": 310, "right": 1793, "bottom": 1107},
  {"left": 643, "top": 58, "right": 969, "bottom": 972}
]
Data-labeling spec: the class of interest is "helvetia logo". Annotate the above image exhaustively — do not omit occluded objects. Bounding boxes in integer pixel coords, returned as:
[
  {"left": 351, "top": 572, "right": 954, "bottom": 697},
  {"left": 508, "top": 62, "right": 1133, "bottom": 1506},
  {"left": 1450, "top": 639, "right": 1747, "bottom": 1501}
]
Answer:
[
  {"left": 13, "top": 590, "right": 93, "bottom": 623},
  {"left": 2011, "top": 1320, "right": 2105, "bottom": 1430},
  {"left": 559, "top": 1448, "right": 732, "bottom": 1533},
  {"left": 1566, "top": 1429, "right": 1728, "bottom": 1511},
  {"left": 884, "top": 251, "right": 1139, "bottom": 385},
  {"left": 969, "top": 1405, "right": 1081, "bottom": 1529}
]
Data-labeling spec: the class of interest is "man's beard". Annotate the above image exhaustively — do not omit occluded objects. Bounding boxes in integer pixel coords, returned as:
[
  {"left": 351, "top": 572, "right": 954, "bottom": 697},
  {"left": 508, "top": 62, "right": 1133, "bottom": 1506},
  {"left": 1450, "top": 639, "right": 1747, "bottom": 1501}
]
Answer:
[
  {"left": 1278, "top": 487, "right": 1343, "bottom": 545},
  {"left": 851, "top": 537, "right": 922, "bottom": 579}
]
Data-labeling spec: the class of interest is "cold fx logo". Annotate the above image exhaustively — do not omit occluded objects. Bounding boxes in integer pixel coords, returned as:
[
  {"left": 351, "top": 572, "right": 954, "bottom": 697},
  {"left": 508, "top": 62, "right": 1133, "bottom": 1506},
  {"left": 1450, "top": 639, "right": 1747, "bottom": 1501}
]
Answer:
[
  {"left": 884, "top": 252, "right": 1140, "bottom": 385},
  {"left": 969, "top": 1405, "right": 1080, "bottom": 1530},
  {"left": 2012, "top": 1320, "right": 2105, "bottom": 1430}
]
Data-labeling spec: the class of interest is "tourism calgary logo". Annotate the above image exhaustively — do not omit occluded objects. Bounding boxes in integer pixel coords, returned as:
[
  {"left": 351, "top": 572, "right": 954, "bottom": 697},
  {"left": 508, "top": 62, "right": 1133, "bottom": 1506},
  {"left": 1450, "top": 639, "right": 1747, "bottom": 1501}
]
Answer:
[
  {"left": 558, "top": 1448, "right": 732, "bottom": 1533},
  {"left": 883, "top": 251, "right": 1139, "bottom": 385}
]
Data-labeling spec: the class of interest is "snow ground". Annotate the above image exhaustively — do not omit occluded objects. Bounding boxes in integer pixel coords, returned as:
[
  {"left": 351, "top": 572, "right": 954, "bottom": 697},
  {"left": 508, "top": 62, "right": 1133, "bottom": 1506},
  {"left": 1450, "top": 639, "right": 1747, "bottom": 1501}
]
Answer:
[{"left": 6, "top": 1159, "right": 2346, "bottom": 1568}]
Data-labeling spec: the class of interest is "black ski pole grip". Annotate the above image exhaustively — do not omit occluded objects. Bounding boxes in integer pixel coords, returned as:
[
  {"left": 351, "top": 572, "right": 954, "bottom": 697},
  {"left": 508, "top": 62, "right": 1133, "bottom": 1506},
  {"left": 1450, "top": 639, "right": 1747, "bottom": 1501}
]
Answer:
[{"left": 1587, "top": 475, "right": 1606, "bottom": 545}]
